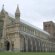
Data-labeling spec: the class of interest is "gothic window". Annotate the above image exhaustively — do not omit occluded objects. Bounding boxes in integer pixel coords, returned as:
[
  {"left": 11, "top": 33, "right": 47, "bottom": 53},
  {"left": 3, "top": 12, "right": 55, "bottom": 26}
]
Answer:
[
  {"left": 45, "top": 24, "right": 50, "bottom": 27},
  {"left": 45, "top": 25, "right": 47, "bottom": 27}
]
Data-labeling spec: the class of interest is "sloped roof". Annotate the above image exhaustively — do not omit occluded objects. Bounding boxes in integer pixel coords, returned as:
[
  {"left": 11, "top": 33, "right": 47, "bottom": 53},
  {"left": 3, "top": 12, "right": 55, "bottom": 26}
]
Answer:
[
  {"left": 20, "top": 19, "right": 50, "bottom": 35},
  {"left": 8, "top": 13, "right": 50, "bottom": 35}
]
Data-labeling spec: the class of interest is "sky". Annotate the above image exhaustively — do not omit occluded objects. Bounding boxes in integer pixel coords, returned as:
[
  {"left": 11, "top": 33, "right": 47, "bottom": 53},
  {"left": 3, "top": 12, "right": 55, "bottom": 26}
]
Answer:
[{"left": 0, "top": 0, "right": 55, "bottom": 29}]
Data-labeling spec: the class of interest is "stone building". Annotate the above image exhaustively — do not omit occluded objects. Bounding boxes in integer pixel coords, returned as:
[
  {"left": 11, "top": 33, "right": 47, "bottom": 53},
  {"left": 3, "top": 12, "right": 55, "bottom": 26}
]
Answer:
[
  {"left": 0, "top": 5, "right": 55, "bottom": 52},
  {"left": 43, "top": 21, "right": 55, "bottom": 42}
]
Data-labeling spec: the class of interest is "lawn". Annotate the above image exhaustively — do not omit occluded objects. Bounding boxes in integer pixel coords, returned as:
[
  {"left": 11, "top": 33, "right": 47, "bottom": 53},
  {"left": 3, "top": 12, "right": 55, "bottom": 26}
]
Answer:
[{"left": 0, "top": 52, "right": 55, "bottom": 55}]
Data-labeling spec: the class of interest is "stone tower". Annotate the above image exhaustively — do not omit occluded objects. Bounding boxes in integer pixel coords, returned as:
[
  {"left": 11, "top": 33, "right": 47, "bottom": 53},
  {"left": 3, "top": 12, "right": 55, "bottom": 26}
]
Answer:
[
  {"left": 0, "top": 5, "right": 8, "bottom": 50},
  {"left": 14, "top": 5, "right": 21, "bottom": 51},
  {"left": 43, "top": 21, "right": 55, "bottom": 41},
  {"left": 15, "top": 5, "right": 20, "bottom": 23},
  {"left": 43, "top": 21, "right": 55, "bottom": 35},
  {"left": 0, "top": 5, "right": 5, "bottom": 39}
]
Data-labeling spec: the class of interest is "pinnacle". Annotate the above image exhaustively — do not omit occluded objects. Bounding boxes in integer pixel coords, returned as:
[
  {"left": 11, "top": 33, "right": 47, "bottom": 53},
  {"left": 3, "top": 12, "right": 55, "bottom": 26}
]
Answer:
[
  {"left": 15, "top": 5, "right": 20, "bottom": 14},
  {"left": 1, "top": 4, "right": 5, "bottom": 13}
]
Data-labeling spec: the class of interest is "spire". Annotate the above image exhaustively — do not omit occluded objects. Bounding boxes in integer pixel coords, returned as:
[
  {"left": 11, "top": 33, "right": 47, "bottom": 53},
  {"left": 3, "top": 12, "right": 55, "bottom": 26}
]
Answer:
[
  {"left": 16, "top": 5, "right": 20, "bottom": 14},
  {"left": 1, "top": 4, "right": 5, "bottom": 13},
  {"left": 15, "top": 5, "right": 20, "bottom": 17},
  {"left": 15, "top": 5, "right": 20, "bottom": 23},
  {"left": 2, "top": 4, "right": 4, "bottom": 10},
  {"left": 0, "top": 4, "right": 5, "bottom": 17}
]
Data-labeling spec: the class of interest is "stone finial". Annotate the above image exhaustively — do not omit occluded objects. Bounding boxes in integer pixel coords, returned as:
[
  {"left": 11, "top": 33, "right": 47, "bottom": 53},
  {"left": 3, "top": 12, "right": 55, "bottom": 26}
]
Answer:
[
  {"left": 15, "top": 5, "right": 20, "bottom": 17},
  {"left": 15, "top": 5, "right": 20, "bottom": 23},
  {"left": 16, "top": 5, "right": 20, "bottom": 14},
  {"left": 1, "top": 4, "right": 5, "bottom": 14},
  {"left": 0, "top": 4, "right": 5, "bottom": 17},
  {"left": 2, "top": 4, "right": 4, "bottom": 10}
]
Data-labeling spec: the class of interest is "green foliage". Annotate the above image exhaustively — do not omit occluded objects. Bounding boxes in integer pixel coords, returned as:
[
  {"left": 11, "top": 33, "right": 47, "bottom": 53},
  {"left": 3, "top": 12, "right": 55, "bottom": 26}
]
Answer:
[{"left": 0, "top": 52, "right": 55, "bottom": 55}]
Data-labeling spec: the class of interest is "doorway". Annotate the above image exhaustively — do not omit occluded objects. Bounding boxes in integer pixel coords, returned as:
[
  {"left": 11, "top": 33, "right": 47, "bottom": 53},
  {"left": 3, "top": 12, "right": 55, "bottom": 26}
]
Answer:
[{"left": 5, "top": 41, "right": 10, "bottom": 51}]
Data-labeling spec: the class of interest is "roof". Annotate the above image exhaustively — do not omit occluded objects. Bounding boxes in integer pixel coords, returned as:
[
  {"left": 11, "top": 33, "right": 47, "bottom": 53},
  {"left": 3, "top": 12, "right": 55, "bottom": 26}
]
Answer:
[
  {"left": 7, "top": 13, "right": 50, "bottom": 36},
  {"left": 20, "top": 19, "right": 50, "bottom": 35}
]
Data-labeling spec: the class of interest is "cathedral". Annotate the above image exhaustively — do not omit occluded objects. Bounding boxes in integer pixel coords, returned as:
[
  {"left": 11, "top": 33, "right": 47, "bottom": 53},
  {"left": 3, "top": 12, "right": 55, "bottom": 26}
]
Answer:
[{"left": 0, "top": 5, "right": 55, "bottom": 52}]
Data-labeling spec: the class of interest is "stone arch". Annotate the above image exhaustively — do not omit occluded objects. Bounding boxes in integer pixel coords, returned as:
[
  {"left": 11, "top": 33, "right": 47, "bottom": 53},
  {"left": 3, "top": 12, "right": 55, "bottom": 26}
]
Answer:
[
  {"left": 35, "top": 38, "right": 39, "bottom": 52},
  {"left": 5, "top": 41, "right": 10, "bottom": 51},
  {"left": 34, "top": 38, "right": 38, "bottom": 51},
  {"left": 28, "top": 37, "right": 32, "bottom": 52},
  {"left": 32, "top": 38, "right": 36, "bottom": 52},
  {"left": 23, "top": 36, "right": 26, "bottom": 52}
]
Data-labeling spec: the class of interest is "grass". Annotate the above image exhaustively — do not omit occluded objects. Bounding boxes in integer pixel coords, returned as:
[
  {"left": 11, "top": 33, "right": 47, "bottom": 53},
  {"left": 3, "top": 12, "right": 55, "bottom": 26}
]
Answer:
[{"left": 0, "top": 52, "right": 55, "bottom": 55}]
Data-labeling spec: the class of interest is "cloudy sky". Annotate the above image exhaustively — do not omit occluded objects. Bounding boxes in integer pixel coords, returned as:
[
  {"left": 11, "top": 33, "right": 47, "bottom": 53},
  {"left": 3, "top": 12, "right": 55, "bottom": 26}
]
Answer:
[{"left": 0, "top": 0, "right": 55, "bottom": 29}]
